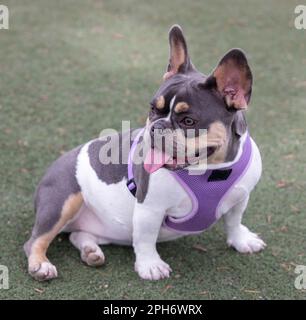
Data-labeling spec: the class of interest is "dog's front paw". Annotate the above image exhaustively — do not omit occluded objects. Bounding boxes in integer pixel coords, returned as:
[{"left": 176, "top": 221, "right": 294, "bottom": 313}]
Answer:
[
  {"left": 135, "top": 258, "right": 172, "bottom": 281},
  {"left": 227, "top": 225, "right": 266, "bottom": 253},
  {"left": 29, "top": 261, "right": 58, "bottom": 281}
]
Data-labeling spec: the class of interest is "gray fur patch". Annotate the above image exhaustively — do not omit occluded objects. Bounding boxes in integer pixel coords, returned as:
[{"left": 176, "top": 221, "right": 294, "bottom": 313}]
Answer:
[
  {"left": 134, "top": 166, "right": 150, "bottom": 203},
  {"left": 226, "top": 111, "right": 247, "bottom": 162},
  {"left": 87, "top": 131, "right": 130, "bottom": 184},
  {"left": 87, "top": 129, "right": 150, "bottom": 203},
  {"left": 232, "top": 111, "right": 247, "bottom": 137},
  {"left": 31, "top": 145, "right": 82, "bottom": 238},
  {"left": 133, "top": 145, "right": 150, "bottom": 203}
]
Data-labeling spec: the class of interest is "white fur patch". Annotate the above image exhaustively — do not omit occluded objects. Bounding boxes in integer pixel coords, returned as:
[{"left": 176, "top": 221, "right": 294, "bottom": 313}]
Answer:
[
  {"left": 165, "top": 95, "right": 176, "bottom": 121},
  {"left": 75, "top": 141, "right": 136, "bottom": 243}
]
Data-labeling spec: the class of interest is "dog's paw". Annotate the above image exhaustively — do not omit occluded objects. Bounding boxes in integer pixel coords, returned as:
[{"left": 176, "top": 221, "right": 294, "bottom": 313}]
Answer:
[
  {"left": 227, "top": 225, "right": 266, "bottom": 253},
  {"left": 135, "top": 258, "right": 172, "bottom": 280},
  {"left": 81, "top": 244, "right": 105, "bottom": 267},
  {"left": 29, "top": 261, "right": 58, "bottom": 281}
]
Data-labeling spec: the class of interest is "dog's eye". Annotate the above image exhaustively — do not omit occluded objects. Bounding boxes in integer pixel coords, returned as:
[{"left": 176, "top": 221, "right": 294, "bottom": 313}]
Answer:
[{"left": 181, "top": 117, "right": 195, "bottom": 126}]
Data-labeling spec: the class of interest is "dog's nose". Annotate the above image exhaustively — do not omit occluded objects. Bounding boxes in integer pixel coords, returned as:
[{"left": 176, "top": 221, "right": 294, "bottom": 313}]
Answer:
[
  {"left": 150, "top": 120, "right": 171, "bottom": 135},
  {"left": 150, "top": 120, "right": 173, "bottom": 149},
  {"left": 151, "top": 122, "right": 163, "bottom": 135}
]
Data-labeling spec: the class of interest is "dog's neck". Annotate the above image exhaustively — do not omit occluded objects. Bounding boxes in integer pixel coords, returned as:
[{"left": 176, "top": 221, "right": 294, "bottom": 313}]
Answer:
[{"left": 225, "top": 128, "right": 245, "bottom": 162}]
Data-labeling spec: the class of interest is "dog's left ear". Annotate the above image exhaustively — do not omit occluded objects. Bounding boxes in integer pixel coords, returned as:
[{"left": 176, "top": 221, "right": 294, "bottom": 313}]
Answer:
[
  {"left": 207, "top": 49, "right": 253, "bottom": 110},
  {"left": 163, "top": 25, "right": 194, "bottom": 81}
]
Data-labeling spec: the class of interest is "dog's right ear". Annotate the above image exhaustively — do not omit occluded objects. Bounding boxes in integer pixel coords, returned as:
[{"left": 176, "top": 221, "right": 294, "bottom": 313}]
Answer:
[
  {"left": 205, "top": 49, "right": 253, "bottom": 110},
  {"left": 163, "top": 25, "right": 193, "bottom": 81}
]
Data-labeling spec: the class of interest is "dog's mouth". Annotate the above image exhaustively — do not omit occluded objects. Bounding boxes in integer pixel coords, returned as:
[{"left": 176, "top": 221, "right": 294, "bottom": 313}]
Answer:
[{"left": 144, "top": 146, "right": 217, "bottom": 173}]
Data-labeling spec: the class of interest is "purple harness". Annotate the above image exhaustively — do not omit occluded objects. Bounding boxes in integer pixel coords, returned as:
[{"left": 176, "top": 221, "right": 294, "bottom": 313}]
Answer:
[{"left": 127, "top": 129, "right": 252, "bottom": 234}]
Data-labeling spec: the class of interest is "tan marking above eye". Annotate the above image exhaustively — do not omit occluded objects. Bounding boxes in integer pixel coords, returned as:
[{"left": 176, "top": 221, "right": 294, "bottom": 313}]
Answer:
[
  {"left": 156, "top": 95, "right": 165, "bottom": 109},
  {"left": 174, "top": 102, "right": 190, "bottom": 113}
]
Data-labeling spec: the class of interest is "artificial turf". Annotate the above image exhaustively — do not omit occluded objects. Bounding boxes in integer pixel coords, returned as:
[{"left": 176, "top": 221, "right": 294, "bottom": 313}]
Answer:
[{"left": 0, "top": 0, "right": 305, "bottom": 299}]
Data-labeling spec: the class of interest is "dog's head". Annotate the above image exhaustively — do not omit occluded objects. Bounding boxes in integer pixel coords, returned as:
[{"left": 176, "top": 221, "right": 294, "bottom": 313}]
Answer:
[{"left": 144, "top": 25, "right": 253, "bottom": 173}]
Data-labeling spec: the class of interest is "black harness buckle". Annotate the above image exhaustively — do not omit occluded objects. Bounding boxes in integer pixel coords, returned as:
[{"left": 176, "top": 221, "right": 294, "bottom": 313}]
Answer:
[
  {"left": 208, "top": 169, "right": 232, "bottom": 182},
  {"left": 126, "top": 178, "right": 137, "bottom": 196}
]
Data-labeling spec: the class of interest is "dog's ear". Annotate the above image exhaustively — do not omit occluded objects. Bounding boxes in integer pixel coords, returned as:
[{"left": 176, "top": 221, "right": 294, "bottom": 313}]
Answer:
[
  {"left": 163, "top": 25, "right": 193, "bottom": 81},
  {"left": 206, "top": 49, "right": 253, "bottom": 110}
]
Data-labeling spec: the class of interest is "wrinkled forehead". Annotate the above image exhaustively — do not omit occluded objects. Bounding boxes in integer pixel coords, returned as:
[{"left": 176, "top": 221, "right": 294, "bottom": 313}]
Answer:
[
  {"left": 151, "top": 77, "right": 185, "bottom": 107},
  {"left": 152, "top": 74, "right": 205, "bottom": 110}
]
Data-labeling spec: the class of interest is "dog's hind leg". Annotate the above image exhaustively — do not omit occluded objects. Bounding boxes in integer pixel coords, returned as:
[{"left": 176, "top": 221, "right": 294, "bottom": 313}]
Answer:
[
  {"left": 24, "top": 192, "right": 83, "bottom": 281},
  {"left": 24, "top": 145, "right": 83, "bottom": 281},
  {"left": 69, "top": 231, "right": 105, "bottom": 267}
]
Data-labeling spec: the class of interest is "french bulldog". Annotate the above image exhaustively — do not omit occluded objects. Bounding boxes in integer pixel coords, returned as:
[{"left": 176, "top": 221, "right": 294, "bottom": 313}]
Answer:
[{"left": 24, "top": 25, "right": 266, "bottom": 281}]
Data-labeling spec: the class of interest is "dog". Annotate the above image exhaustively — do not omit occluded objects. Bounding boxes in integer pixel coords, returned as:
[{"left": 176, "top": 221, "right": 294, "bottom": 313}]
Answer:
[{"left": 24, "top": 25, "right": 266, "bottom": 281}]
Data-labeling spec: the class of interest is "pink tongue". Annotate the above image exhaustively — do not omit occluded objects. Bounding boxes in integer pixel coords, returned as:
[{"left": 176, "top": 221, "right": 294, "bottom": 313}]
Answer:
[{"left": 144, "top": 148, "right": 172, "bottom": 173}]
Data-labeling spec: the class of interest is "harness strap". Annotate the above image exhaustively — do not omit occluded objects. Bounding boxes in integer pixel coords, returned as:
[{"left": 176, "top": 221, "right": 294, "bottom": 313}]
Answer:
[{"left": 127, "top": 128, "right": 249, "bottom": 198}]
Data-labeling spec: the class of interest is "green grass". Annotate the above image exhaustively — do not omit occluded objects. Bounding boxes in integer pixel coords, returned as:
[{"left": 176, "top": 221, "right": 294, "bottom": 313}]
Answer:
[{"left": 0, "top": 0, "right": 305, "bottom": 299}]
